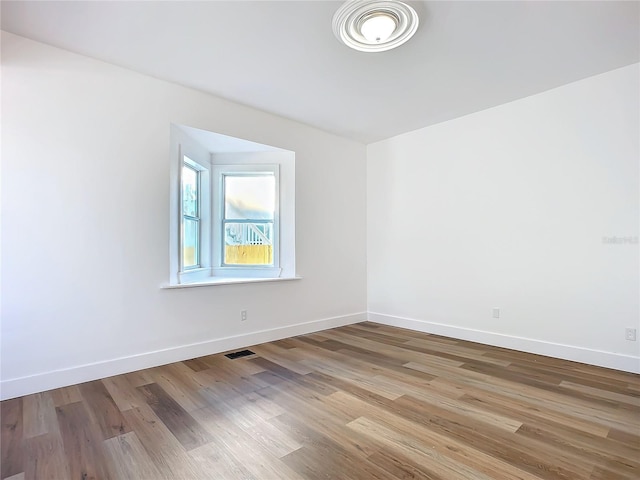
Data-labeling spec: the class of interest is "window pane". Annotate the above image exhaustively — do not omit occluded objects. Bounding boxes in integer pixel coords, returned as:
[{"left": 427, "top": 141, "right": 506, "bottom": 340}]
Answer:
[
  {"left": 182, "top": 218, "right": 199, "bottom": 268},
  {"left": 224, "top": 221, "right": 273, "bottom": 265},
  {"left": 224, "top": 175, "right": 275, "bottom": 220},
  {"left": 182, "top": 164, "right": 198, "bottom": 217}
]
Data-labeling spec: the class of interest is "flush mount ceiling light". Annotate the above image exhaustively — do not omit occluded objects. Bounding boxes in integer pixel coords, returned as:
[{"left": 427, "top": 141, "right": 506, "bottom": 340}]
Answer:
[{"left": 333, "top": 0, "right": 419, "bottom": 52}]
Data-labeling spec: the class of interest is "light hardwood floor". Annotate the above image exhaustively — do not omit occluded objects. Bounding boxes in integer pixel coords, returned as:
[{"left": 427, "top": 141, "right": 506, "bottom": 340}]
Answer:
[{"left": 1, "top": 322, "right": 639, "bottom": 479}]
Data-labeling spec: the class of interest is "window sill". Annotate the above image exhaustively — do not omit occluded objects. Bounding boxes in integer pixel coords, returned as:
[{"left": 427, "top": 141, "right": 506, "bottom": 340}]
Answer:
[{"left": 162, "top": 276, "right": 302, "bottom": 289}]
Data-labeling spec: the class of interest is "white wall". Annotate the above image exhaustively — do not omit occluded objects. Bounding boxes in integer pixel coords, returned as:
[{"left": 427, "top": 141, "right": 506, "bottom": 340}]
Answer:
[
  {"left": 1, "top": 32, "right": 367, "bottom": 399},
  {"left": 368, "top": 64, "right": 640, "bottom": 373}
]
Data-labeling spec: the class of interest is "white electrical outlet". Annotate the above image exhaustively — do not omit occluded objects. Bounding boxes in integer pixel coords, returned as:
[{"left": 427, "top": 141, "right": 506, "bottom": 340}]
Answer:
[
  {"left": 625, "top": 328, "right": 637, "bottom": 341},
  {"left": 492, "top": 307, "right": 500, "bottom": 319},
  {"left": 241, "top": 310, "right": 247, "bottom": 321}
]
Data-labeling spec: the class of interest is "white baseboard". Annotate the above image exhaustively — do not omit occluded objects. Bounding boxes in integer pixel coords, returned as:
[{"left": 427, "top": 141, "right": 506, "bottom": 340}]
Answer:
[
  {"left": 368, "top": 312, "right": 640, "bottom": 374},
  {"left": 0, "top": 312, "right": 366, "bottom": 401},
  {"left": 4, "top": 310, "right": 636, "bottom": 400}
]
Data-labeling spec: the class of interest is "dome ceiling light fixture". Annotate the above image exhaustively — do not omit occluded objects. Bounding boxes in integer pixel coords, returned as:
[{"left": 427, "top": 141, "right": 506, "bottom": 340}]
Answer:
[{"left": 332, "top": 0, "right": 419, "bottom": 53}]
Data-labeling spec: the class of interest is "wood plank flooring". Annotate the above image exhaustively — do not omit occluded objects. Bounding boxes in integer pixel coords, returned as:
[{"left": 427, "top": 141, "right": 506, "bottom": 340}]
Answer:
[{"left": 1, "top": 322, "right": 639, "bottom": 479}]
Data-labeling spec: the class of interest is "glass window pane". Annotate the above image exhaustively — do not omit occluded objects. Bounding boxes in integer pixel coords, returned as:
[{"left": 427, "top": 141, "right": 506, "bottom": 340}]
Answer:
[
  {"left": 224, "top": 221, "right": 273, "bottom": 265},
  {"left": 182, "top": 164, "right": 198, "bottom": 217},
  {"left": 224, "top": 175, "right": 275, "bottom": 220},
  {"left": 182, "top": 218, "right": 199, "bottom": 268}
]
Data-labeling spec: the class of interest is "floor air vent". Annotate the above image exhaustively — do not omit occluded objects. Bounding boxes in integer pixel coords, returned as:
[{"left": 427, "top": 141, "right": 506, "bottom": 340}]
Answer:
[{"left": 225, "top": 349, "right": 255, "bottom": 359}]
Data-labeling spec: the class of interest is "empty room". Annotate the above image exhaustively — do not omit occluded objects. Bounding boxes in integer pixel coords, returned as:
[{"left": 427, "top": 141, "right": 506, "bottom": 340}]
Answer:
[{"left": 1, "top": 1, "right": 638, "bottom": 479}]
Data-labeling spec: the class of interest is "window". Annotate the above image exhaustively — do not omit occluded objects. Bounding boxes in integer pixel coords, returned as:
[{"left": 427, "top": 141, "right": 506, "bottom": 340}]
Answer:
[
  {"left": 222, "top": 172, "right": 276, "bottom": 266},
  {"left": 181, "top": 160, "right": 201, "bottom": 269},
  {"left": 169, "top": 124, "right": 296, "bottom": 286},
  {"left": 212, "top": 164, "right": 281, "bottom": 277}
]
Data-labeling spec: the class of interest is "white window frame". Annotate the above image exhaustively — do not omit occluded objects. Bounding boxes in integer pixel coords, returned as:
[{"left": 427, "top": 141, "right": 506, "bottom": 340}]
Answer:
[
  {"left": 180, "top": 159, "right": 201, "bottom": 270},
  {"left": 178, "top": 151, "right": 211, "bottom": 285},
  {"left": 212, "top": 164, "right": 281, "bottom": 278}
]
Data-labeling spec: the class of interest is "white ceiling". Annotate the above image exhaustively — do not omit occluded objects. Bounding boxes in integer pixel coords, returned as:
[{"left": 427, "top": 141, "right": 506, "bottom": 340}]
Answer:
[
  {"left": 176, "top": 124, "right": 287, "bottom": 153},
  {"left": 2, "top": 1, "right": 639, "bottom": 143}
]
